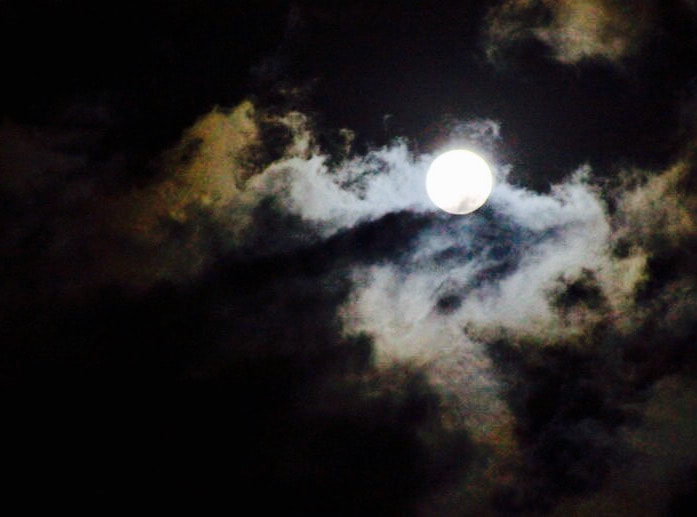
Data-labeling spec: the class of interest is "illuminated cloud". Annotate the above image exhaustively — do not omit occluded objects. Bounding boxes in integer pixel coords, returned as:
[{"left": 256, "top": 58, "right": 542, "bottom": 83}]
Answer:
[
  {"left": 208, "top": 104, "right": 696, "bottom": 510},
  {"left": 484, "top": 0, "right": 656, "bottom": 65},
  {"left": 5, "top": 95, "right": 693, "bottom": 371},
  {"left": 614, "top": 160, "right": 697, "bottom": 250},
  {"left": 0, "top": 101, "right": 265, "bottom": 300},
  {"left": 15, "top": 94, "right": 684, "bottom": 381}
]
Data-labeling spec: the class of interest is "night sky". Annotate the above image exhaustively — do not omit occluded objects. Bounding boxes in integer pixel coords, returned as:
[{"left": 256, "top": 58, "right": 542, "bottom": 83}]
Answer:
[{"left": 3, "top": 1, "right": 697, "bottom": 514}]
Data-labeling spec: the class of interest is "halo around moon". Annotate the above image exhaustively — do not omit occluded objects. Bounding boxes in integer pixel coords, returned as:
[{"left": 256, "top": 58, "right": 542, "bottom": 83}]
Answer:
[{"left": 426, "top": 150, "right": 494, "bottom": 214}]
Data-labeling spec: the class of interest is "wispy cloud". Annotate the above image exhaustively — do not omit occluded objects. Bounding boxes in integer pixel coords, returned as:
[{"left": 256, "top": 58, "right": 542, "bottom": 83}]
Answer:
[{"left": 484, "top": 0, "right": 656, "bottom": 65}]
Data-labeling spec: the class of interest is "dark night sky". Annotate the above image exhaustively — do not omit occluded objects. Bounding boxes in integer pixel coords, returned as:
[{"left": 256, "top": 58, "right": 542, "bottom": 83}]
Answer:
[{"left": 3, "top": 1, "right": 697, "bottom": 514}]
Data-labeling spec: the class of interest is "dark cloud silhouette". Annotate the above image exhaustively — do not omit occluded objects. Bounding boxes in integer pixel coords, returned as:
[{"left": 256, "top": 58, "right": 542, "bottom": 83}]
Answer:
[
  {"left": 3, "top": 231, "right": 476, "bottom": 513},
  {"left": 486, "top": 337, "right": 636, "bottom": 513}
]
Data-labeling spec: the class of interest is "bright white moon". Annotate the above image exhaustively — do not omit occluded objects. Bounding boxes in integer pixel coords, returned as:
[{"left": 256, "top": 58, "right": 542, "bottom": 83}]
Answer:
[{"left": 426, "top": 149, "right": 493, "bottom": 214}]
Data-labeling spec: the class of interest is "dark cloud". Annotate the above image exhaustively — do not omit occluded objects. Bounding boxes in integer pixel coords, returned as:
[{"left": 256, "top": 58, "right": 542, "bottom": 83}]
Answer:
[
  {"left": 3, "top": 223, "right": 475, "bottom": 513},
  {"left": 1, "top": 96, "right": 482, "bottom": 511},
  {"left": 485, "top": 337, "right": 636, "bottom": 513}
]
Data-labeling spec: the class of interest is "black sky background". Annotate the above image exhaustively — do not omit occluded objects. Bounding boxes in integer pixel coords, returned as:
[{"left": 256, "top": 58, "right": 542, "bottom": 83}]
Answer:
[
  {"left": 3, "top": 1, "right": 697, "bottom": 515},
  {"left": 5, "top": 1, "right": 696, "bottom": 181}
]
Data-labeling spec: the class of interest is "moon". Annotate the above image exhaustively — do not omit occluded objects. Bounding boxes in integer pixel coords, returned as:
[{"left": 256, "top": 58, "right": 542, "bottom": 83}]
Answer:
[{"left": 426, "top": 150, "right": 494, "bottom": 214}]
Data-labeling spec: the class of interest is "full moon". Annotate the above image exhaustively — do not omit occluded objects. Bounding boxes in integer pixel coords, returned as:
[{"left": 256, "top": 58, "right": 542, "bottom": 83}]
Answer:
[{"left": 426, "top": 149, "right": 494, "bottom": 214}]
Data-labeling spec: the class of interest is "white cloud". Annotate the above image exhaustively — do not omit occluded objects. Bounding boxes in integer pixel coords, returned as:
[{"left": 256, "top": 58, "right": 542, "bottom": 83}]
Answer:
[
  {"left": 340, "top": 168, "right": 617, "bottom": 353},
  {"left": 250, "top": 142, "right": 433, "bottom": 232}
]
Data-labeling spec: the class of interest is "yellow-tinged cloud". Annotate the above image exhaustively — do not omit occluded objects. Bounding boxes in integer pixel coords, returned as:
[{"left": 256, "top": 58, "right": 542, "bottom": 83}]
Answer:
[
  {"left": 101, "top": 100, "right": 325, "bottom": 288},
  {"left": 116, "top": 101, "right": 259, "bottom": 239},
  {"left": 614, "top": 159, "right": 697, "bottom": 254},
  {"left": 485, "top": 0, "right": 656, "bottom": 65},
  {"left": 0, "top": 100, "right": 278, "bottom": 301}
]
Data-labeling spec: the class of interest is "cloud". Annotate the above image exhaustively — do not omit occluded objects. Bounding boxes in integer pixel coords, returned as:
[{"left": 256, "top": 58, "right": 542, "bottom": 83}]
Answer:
[
  {"left": 339, "top": 167, "right": 638, "bottom": 362},
  {"left": 484, "top": 0, "right": 656, "bottom": 65},
  {"left": 613, "top": 160, "right": 697, "bottom": 251},
  {"left": 0, "top": 101, "right": 298, "bottom": 301},
  {"left": 0, "top": 98, "right": 509, "bottom": 309},
  {"left": 330, "top": 165, "right": 643, "bottom": 511},
  {"left": 0, "top": 100, "right": 453, "bottom": 512},
  {"left": 5, "top": 95, "right": 697, "bottom": 513},
  {"left": 248, "top": 119, "right": 694, "bottom": 511},
  {"left": 549, "top": 375, "right": 697, "bottom": 515},
  {"left": 1, "top": 100, "right": 486, "bottom": 512}
]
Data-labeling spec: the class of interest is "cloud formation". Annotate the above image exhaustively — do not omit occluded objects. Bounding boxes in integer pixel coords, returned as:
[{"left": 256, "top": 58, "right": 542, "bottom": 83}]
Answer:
[
  {"left": 176, "top": 101, "right": 697, "bottom": 512},
  {"left": 4, "top": 93, "right": 697, "bottom": 513},
  {"left": 220, "top": 101, "right": 697, "bottom": 512},
  {"left": 484, "top": 0, "right": 656, "bottom": 65}
]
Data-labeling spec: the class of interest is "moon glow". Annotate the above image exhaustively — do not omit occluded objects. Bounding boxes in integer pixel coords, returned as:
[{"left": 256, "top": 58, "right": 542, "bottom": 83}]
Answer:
[{"left": 426, "top": 150, "right": 494, "bottom": 214}]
